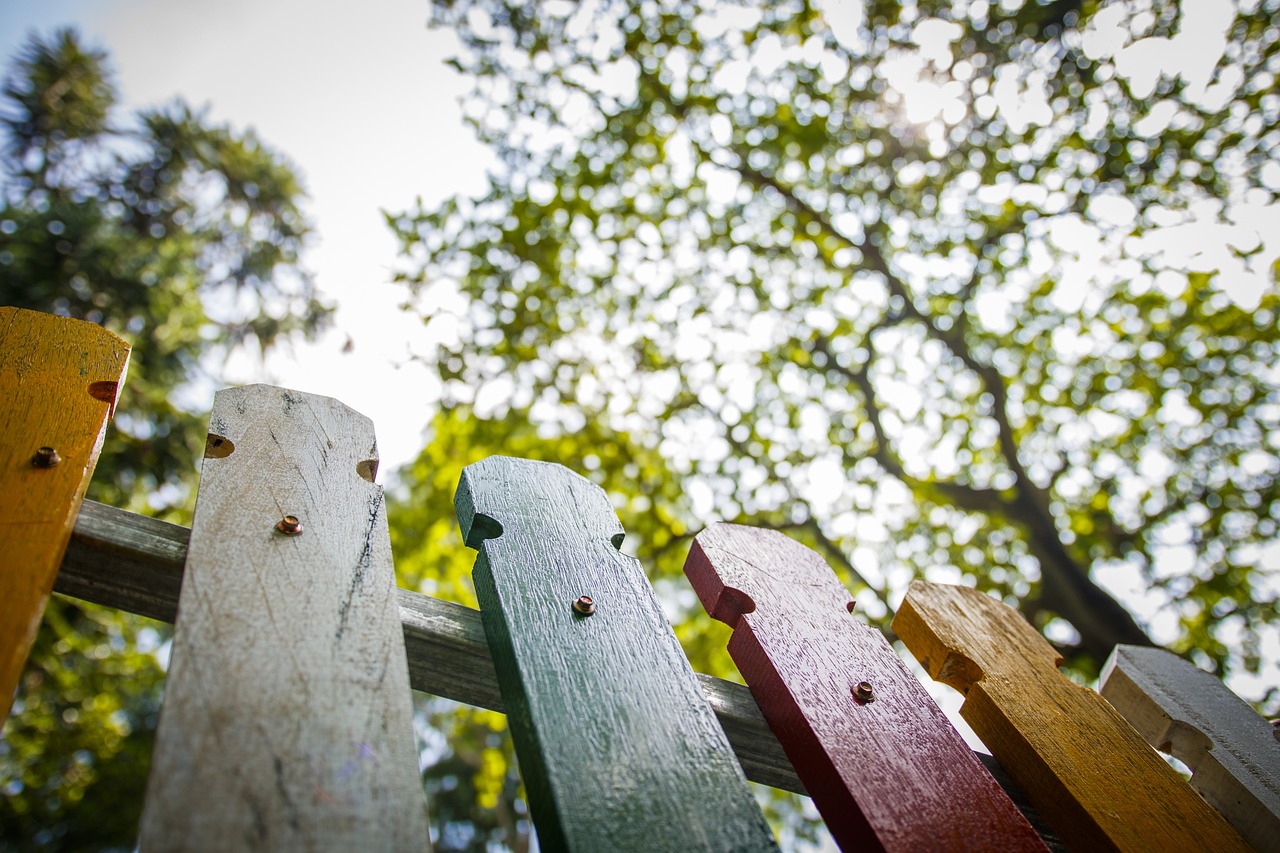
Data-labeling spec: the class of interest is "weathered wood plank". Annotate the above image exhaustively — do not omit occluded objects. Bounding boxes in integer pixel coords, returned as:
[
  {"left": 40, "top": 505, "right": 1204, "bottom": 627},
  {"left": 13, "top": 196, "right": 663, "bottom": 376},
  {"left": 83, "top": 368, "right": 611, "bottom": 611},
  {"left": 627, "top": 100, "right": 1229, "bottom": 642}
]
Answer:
[
  {"left": 1100, "top": 644, "right": 1280, "bottom": 853},
  {"left": 0, "top": 306, "right": 129, "bottom": 722},
  {"left": 894, "top": 580, "right": 1251, "bottom": 853},
  {"left": 54, "top": 498, "right": 1063, "bottom": 848},
  {"left": 456, "top": 456, "right": 778, "bottom": 852},
  {"left": 55, "top": 499, "right": 806, "bottom": 796},
  {"left": 137, "top": 385, "right": 429, "bottom": 852},
  {"left": 685, "top": 523, "right": 1047, "bottom": 852}
]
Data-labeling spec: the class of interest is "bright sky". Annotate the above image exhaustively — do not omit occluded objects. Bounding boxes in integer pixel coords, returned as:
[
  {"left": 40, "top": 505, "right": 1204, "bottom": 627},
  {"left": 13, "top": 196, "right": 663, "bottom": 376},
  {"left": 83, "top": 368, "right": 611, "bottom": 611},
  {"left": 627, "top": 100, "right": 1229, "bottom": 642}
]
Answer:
[{"left": 0, "top": 0, "right": 490, "bottom": 473}]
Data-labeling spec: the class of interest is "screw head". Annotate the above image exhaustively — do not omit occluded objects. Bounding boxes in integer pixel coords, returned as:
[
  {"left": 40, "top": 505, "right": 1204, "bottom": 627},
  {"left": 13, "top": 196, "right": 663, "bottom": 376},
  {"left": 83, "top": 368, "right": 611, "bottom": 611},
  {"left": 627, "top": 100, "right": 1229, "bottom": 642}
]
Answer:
[
  {"left": 31, "top": 446, "right": 61, "bottom": 468},
  {"left": 853, "top": 681, "right": 876, "bottom": 703},
  {"left": 276, "top": 515, "right": 303, "bottom": 535},
  {"left": 572, "top": 595, "right": 596, "bottom": 616}
]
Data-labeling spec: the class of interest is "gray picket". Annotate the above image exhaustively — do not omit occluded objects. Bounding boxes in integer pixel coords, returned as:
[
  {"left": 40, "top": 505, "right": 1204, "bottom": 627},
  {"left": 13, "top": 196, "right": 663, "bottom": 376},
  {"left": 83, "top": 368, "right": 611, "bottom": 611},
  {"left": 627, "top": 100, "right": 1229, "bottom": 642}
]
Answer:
[
  {"left": 138, "top": 385, "right": 429, "bottom": 852},
  {"left": 1101, "top": 644, "right": 1280, "bottom": 853}
]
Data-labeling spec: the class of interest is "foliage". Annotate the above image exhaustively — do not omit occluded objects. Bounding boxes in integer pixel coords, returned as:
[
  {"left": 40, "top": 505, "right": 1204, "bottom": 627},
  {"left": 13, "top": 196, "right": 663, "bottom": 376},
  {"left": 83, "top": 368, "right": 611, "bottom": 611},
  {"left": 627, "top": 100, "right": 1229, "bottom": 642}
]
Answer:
[
  {"left": 390, "top": 0, "right": 1280, "bottom": 701},
  {"left": 0, "top": 29, "right": 329, "bottom": 851},
  {"left": 1, "top": 27, "right": 330, "bottom": 516},
  {"left": 0, "top": 605, "right": 163, "bottom": 851}
]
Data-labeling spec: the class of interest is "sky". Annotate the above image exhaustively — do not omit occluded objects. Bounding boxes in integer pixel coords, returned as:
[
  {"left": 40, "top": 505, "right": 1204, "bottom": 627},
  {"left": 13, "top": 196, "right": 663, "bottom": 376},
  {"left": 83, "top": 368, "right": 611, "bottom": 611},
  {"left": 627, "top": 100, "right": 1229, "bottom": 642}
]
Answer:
[{"left": 0, "top": 0, "right": 490, "bottom": 472}]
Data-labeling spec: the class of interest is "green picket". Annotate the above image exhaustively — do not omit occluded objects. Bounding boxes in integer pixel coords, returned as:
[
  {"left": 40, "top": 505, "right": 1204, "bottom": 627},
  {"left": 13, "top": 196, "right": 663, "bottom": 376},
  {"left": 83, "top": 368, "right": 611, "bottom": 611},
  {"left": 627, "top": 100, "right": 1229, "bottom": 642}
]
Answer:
[{"left": 455, "top": 455, "right": 778, "bottom": 852}]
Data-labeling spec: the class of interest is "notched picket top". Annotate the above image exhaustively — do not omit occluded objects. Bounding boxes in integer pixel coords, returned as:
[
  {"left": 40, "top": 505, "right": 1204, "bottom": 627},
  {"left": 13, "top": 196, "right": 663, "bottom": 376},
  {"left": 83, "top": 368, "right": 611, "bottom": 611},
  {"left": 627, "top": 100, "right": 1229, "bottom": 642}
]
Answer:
[
  {"left": 1101, "top": 644, "right": 1280, "bottom": 853},
  {"left": 138, "top": 384, "right": 427, "bottom": 852},
  {"left": 685, "top": 523, "right": 1046, "bottom": 852},
  {"left": 0, "top": 306, "right": 129, "bottom": 723},
  {"left": 455, "top": 456, "right": 778, "bottom": 853},
  {"left": 895, "top": 580, "right": 1251, "bottom": 853}
]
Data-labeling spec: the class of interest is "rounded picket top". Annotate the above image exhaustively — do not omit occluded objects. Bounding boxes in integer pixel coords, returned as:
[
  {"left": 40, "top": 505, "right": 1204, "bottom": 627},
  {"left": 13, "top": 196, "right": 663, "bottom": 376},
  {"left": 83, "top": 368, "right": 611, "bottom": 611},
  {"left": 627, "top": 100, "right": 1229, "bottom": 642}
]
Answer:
[{"left": 455, "top": 455, "right": 625, "bottom": 551}]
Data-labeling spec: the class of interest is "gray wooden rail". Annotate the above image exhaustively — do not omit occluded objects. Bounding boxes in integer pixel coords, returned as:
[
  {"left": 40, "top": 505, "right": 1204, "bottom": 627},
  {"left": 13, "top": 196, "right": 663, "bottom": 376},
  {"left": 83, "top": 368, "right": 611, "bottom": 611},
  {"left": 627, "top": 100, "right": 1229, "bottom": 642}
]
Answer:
[
  {"left": 56, "top": 498, "right": 803, "bottom": 793},
  {"left": 54, "top": 497, "right": 1059, "bottom": 845}
]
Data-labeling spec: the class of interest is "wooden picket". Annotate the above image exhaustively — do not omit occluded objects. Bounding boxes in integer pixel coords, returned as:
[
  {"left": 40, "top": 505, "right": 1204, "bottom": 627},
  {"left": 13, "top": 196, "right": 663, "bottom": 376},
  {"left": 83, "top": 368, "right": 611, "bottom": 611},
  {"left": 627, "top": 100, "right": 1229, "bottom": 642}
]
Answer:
[
  {"left": 2, "top": 308, "right": 1277, "bottom": 853},
  {"left": 1101, "top": 644, "right": 1280, "bottom": 853},
  {"left": 894, "top": 580, "right": 1252, "bottom": 852},
  {"left": 0, "top": 306, "right": 129, "bottom": 722},
  {"left": 684, "top": 523, "right": 1047, "bottom": 852},
  {"left": 137, "top": 385, "right": 428, "bottom": 851},
  {"left": 455, "top": 456, "right": 778, "bottom": 852}
]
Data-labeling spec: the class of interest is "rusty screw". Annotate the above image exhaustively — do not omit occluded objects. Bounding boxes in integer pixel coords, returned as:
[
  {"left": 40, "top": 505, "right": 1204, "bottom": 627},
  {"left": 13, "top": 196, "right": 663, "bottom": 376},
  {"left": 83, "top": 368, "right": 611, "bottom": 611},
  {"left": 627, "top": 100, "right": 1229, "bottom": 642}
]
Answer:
[
  {"left": 276, "top": 515, "right": 304, "bottom": 535},
  {"left": 572, "top": 595, "right": 596, "bottom": 616},
  {"left": 31, "top": 446, "right": 61, "bottom": 468},
  {"left": 853, "top": 681, "right": 876, "bottom": 703}
]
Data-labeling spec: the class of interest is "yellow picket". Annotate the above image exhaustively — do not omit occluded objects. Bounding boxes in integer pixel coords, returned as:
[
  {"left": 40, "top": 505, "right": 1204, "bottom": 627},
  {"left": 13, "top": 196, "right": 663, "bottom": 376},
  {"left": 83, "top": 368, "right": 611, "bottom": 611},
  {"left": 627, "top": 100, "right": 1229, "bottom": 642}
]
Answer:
[
  {"left": 0, "top": 307, "right": 129, "bottom": 722},
  {"left": 894, "top": 580, "right": 1250, "bottom": 853}
]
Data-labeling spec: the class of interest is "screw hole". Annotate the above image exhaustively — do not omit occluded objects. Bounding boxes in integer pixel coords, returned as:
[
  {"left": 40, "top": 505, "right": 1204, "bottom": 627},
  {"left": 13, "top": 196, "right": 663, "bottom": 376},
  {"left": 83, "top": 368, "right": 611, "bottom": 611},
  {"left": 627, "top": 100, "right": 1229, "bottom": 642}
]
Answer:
[
  {"left": 88, "top": 380, "right": 120, "bottom": 412},
  {"left": 205, "top": 434, "right": 235, "bottom": 459}
]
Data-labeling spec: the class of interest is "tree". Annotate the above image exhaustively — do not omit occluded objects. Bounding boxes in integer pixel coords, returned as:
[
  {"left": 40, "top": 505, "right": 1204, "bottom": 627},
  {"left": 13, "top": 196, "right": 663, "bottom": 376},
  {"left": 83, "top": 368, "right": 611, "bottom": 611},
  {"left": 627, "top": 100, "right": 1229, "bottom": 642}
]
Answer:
[
  {"left": 0, "top": 29, "right": 329, "bottom": 850},
  {"left": 390, "top": 0, "right": 1280, "bottom": 694},
  {"left": 1, "top": 28, "right": 330, "bottom": 516}
]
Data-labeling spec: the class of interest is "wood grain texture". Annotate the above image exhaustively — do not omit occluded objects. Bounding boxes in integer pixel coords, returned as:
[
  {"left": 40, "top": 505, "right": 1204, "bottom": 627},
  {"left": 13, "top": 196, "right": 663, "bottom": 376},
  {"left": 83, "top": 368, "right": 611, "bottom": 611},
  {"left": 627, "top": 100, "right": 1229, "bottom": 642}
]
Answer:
[
  {"left": 137, "top": 385, "right": 429, "bottom": 852},
  {"left": 0, "top": 306, "right": 129, "bottom": 722},
  {"left": 1100, "top": 644, "right": 1280, "bottom": 853},
  {"left": 456, "top": 456, "right": 778, "bottom": 852},
  {"left": 54, "top": 498, "right": 1067, "bottom": 849},
  {"left": 685, "top": 523, "right": 1046, "bottom": 852},
  {"left": 894, "top": 580, "right": 1251, "bottom": 853},
  {"left": 54, "top": 500, "right": 806, "bottom": 797}
]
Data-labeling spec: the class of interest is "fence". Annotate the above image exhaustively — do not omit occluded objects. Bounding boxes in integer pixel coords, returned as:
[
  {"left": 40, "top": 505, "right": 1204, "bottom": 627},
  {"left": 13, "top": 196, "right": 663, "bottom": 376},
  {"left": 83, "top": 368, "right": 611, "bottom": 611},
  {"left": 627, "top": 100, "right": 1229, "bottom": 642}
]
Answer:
[{"left": 3, "top": 305, "right": 1278, "bottom": 852}]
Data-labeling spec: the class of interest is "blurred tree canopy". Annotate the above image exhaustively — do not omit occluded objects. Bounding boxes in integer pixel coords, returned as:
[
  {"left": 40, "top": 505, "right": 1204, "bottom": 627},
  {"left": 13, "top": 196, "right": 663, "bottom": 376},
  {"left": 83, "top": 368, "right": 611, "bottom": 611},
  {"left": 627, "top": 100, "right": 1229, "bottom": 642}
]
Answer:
[
  {"left": 0, "top": 29, "right": 329, "bottom": 850},
  {"left": 1, "top": 28, "right": 330, "bottom": 516},
  {"left": 390, "top": 0, "right": 1280, "bottom": 705},
  {"left": 387, "top": 0, "right": 1279, "bottom": 846}
]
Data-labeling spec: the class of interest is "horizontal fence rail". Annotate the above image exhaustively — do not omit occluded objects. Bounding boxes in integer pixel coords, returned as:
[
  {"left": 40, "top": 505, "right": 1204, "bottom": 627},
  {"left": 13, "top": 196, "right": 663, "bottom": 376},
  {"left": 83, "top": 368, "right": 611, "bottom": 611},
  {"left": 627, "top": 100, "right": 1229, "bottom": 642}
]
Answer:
[
  {"left": 56, "top": 498, "right": 802, "bottom": 794},
  {"left": 54, "top": 497, "right": 1061, "bottom": 841}
]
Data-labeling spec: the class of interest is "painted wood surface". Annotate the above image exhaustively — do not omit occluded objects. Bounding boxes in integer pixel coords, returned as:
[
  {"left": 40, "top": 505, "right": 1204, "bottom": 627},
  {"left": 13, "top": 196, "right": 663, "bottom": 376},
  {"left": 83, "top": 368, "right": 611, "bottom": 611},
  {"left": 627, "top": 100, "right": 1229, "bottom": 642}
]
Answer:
[
  {"left": 0, "top": 306, "right": 129, "bottom": 722},
  {"left": 456, "top": 456, "right": 778, "bottom": 852},
  {"left": 684, "top": 523, "right": 1046, "bottom": 852},
  {"left": 55, "top": 499, "right": 807, "bottom": 797},
  {"left": 58, "top": 501, "right": 1066, "bottom": 847},
  {"left": 893, "top": 580, "right": 1251, "bottom": 853},
  {"left": 1100, "top": 643, "right": 1280, "bottom": 853},
  {"left": 137, "top": 385, "right": 428, "bottom": 852}
]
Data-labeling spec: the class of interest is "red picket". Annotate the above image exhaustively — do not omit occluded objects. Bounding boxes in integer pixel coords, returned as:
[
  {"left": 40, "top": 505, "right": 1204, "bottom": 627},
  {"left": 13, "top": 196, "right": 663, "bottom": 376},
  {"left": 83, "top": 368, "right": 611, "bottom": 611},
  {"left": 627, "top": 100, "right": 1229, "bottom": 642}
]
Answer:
[{"left": 684, "top": 523, "right": 1046, "bottom": 852}]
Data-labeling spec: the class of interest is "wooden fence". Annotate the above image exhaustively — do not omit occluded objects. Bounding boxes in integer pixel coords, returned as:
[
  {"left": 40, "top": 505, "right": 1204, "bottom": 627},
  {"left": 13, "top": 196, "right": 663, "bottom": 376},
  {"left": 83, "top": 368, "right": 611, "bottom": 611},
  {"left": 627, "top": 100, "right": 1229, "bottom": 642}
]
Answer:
[{"left": 3, "top": 306, "right": 1278, "bottom": 852}]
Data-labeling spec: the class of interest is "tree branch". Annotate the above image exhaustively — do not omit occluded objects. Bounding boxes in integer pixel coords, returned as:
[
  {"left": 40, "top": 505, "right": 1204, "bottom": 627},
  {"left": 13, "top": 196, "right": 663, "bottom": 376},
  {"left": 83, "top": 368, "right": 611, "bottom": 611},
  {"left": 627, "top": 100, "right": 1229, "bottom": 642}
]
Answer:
[{"left": 641, "top": 67, "right": 1155, "bottom": 656}]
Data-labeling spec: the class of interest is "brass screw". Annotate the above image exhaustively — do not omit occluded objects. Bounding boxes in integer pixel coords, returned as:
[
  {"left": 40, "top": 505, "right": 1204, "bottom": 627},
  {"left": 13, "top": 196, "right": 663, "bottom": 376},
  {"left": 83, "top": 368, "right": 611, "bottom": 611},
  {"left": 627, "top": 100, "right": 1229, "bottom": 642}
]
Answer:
[
  {"left": 276, "top": 515, "right": 303, "bottom": 535},
  {"left": 572, "top": 595, "right": 595, "bottom": 616},
  {"left": 31, "top": 446, "right": 61, "bottom": 468},
  {"left": 853, "top": 681, "right": 876, "bottom": 703}
]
